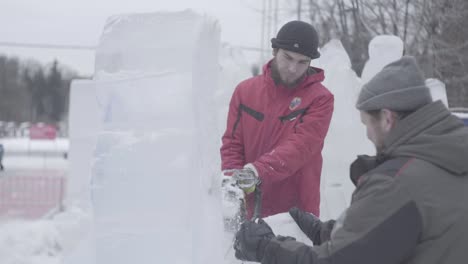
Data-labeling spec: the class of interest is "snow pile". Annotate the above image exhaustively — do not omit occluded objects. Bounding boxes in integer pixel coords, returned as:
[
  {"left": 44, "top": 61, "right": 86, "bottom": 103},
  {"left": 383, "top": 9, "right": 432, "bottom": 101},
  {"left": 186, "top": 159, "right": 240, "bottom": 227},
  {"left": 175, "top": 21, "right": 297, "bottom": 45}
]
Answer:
[
  {"left": 0, "top": 220, "right": 62, "bottom": 264},
  {"left": 52, "top": 206, "right": 92, "bottom": 258}
]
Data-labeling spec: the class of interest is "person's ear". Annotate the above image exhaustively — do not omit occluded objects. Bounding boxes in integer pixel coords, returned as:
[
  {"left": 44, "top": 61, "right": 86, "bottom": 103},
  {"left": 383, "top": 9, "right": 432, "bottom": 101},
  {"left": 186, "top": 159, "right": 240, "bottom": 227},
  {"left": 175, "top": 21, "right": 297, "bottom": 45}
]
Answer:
[
  {"left": 381, "top": 109, "right": 397, "bottom": 132},
  {"left": 272, "top": 48, "right": 278, "bottom": 56}
]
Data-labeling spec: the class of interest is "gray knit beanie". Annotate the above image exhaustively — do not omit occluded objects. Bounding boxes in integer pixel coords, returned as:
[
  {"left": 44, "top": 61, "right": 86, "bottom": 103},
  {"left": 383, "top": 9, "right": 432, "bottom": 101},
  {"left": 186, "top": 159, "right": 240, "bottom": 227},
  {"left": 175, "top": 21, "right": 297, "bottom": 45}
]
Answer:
[{"left": 356, "top": 56, "right": 433, "bottom": 111}]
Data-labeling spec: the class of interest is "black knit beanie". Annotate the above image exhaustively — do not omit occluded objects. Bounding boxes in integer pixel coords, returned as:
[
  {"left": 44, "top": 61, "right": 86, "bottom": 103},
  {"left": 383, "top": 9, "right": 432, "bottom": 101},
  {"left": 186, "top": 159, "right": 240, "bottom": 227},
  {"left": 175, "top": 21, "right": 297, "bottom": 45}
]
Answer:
[{"left": 271, "top": 20, "right": 320, "bottom": 59}]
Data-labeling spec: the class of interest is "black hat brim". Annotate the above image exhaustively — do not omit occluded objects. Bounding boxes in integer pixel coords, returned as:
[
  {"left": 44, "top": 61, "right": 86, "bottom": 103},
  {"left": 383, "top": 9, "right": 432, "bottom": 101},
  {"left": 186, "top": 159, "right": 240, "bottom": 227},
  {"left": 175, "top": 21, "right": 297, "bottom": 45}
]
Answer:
[{"left": 271, "top": 38, "right": 320, "bottom": 59}]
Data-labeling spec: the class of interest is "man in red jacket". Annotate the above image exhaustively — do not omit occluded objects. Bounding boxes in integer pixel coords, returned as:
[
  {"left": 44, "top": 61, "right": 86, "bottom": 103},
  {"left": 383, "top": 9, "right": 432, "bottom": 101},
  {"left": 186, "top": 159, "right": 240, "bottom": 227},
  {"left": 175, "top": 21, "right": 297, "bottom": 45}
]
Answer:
[{"left": 220, "top": 20, "right": 334, "bottom": 218}]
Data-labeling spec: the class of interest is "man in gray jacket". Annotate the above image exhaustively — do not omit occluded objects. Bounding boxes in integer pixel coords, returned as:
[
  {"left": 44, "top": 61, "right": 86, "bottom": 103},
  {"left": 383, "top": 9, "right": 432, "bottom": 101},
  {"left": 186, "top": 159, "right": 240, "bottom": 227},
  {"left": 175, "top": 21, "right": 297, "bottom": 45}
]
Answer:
[{"left": 233, "top": 56, "right": 468, "bottom": 264}]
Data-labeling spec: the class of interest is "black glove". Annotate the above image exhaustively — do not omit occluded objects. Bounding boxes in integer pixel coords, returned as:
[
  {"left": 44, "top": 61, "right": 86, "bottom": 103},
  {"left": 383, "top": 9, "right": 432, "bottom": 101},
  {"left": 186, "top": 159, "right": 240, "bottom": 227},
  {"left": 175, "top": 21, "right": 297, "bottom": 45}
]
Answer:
[
  {"left": 234, "top": 219, "right": 275, "bottom": 262},
  {"left": 350, "top": 155, "right": 378, "bottom": 186},
  {"left": 289, "top": 207, "right": 322, "bottom": 245}
]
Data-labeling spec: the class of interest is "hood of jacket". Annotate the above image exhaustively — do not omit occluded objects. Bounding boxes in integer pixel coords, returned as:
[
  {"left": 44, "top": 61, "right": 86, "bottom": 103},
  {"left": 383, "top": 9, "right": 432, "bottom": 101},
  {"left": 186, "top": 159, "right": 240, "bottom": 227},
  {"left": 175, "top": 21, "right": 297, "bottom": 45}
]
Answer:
[{"left": 382, "top": 100, "right": 468, "bottom": 175}]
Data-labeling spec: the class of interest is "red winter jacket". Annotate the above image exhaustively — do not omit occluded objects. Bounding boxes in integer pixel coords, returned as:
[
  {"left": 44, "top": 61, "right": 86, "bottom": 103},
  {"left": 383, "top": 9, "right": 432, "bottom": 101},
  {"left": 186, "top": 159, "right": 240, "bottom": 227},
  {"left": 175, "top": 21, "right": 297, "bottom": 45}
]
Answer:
[{"left": 221, "top": 60, "right": 334, "bottom": 218}]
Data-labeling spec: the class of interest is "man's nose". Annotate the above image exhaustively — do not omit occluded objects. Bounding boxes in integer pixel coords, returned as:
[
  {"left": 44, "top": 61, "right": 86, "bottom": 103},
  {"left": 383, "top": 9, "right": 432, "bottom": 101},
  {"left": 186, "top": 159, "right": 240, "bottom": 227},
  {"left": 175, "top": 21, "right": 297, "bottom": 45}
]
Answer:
[{"left": 288, "top": 62, "right": 297, "bottom": 73}]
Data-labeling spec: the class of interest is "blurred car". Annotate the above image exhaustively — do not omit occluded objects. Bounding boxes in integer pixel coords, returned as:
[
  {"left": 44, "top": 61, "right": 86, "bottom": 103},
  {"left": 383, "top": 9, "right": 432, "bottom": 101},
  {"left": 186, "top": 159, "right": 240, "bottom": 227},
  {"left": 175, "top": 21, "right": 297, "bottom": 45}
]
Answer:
[{"left": 452, "top": 111, "right": 468, "bottom": 126}]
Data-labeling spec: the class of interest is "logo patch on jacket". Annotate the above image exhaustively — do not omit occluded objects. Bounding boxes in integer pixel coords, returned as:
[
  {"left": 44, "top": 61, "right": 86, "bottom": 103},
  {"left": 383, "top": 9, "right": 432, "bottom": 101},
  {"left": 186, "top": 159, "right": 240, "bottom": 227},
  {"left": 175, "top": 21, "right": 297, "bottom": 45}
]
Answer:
[{"left": 289, "top": 97, "right": 302, "bottom": 110}]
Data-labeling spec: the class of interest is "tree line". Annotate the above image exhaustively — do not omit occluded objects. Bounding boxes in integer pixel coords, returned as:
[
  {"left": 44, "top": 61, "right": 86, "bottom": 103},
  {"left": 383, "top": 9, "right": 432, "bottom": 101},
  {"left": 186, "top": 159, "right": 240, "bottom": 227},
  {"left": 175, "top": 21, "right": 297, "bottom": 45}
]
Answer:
[
  {"left": 288, "top": 0, "right": 468, "bottom": 107},
  {"left": 0, "top": 55, "right": 80, "bottom": 125}
]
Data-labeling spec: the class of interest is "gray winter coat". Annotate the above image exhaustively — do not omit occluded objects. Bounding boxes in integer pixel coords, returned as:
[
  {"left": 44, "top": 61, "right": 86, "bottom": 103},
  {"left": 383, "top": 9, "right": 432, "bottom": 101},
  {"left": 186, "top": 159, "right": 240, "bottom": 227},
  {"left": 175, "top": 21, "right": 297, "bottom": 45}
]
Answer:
[{"left": 262, "top": 101, "right": 468, "bottom": 264}]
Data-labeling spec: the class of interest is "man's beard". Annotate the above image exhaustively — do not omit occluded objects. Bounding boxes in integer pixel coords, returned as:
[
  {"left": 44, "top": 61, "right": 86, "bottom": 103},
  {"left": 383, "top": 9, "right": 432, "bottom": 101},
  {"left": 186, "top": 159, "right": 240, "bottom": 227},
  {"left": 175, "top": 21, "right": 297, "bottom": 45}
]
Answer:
[
  {"left": 373, "top": 129, "right": 388, "bottom": 155},
  {"left": 270, "top": 59, "right": 306, "bottom": 89}
]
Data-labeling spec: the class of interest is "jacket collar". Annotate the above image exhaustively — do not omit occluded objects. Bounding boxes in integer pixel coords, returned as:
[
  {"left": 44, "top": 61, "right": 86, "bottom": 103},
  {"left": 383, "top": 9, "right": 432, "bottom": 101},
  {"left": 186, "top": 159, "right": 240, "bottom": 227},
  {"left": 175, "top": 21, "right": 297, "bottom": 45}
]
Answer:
[{"left": 382, "top": 100, "right": 468, "bottom": 175}]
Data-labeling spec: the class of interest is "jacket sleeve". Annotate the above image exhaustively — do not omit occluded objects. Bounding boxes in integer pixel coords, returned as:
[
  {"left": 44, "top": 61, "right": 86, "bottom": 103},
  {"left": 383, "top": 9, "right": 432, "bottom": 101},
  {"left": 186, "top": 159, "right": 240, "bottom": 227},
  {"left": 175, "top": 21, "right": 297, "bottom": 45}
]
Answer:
[
  {"left": 252, "top": 93, "right": 334, "bottom": 182},
  {"left": 261, "top": 174, "right": 423, "bottom": 264},
  {"left": 220, "top": 86, "right": 245, "bottom": 170}
]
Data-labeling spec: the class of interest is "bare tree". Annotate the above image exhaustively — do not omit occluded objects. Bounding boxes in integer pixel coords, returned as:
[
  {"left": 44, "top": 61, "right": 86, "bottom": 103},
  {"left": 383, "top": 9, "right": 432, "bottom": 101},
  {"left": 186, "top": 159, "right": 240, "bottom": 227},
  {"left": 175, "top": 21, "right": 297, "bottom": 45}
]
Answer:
[
  {"left": 429, "top": 0, "right": 468, "bottom": 107},
  {"left": 0, "top": 55, "right": 79, "bottom": 124},
  {"left": 300, "top": 0, "right": 468, "bottom": 106},
  {"left": 0, "top": 56, "right": 30, "bottom": 121}
]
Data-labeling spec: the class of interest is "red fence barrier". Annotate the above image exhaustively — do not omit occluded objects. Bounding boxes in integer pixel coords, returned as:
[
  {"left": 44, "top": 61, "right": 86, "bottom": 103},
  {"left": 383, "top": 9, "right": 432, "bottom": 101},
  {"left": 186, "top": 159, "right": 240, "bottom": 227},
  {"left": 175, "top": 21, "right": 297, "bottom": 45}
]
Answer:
[
  {"left": 0, "top": 172, "right": 66, "bottom": 219},
  {"left": 29, "top": 124, "right": 57, "bottom": 140}
]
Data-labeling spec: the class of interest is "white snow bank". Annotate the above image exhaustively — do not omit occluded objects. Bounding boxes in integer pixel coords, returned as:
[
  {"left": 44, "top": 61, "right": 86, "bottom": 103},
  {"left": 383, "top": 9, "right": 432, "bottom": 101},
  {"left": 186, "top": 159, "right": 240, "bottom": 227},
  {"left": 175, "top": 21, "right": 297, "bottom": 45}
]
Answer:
[
  {"left": 0, "top": 138, "right": 68, "bottom": 155},
  {"left": 0, "top": 206, "right": 93, "bottom": 264},
  {"left": 0, "top": 220, "right": 62, "bottom": 264}
]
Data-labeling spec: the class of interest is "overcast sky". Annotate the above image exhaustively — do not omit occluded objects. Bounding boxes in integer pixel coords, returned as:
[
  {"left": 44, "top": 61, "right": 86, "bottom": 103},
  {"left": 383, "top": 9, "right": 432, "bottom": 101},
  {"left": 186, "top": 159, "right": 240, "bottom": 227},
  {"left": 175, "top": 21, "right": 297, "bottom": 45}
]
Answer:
[{"left": 0, "top": 0, "right": 278, "bottom": 75}]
